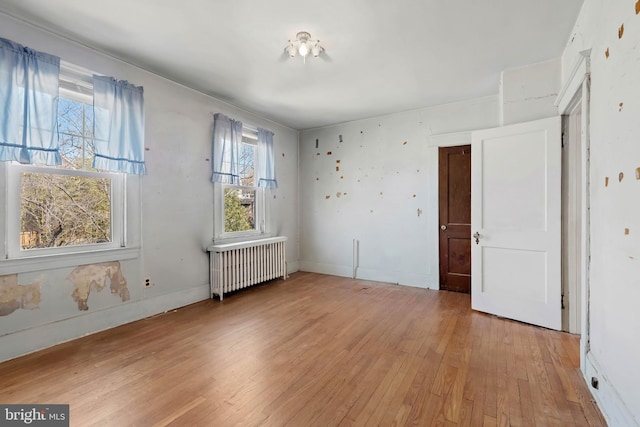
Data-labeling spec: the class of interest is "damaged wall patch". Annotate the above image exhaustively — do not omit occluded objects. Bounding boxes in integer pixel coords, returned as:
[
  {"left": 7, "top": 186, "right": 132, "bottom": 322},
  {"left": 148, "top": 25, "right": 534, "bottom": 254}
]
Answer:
[
  {"left": 0, "top": 274, "right": 41, "bottom": 316},
  {"left": 68, "top": 261, "right": 129, "bottom": 311}
]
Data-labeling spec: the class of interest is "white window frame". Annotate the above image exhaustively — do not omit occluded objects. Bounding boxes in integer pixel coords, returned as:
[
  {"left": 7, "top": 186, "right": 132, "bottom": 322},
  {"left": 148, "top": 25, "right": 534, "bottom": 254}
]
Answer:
[
  {"left": 5, "top": 164, "right": 126, "bottom": 259},
  {"left": 213, "top": 127, "right": 267, "bottom": 241},
  {"left": 1, "top": 60, "right": 129, "bottom": 261}
]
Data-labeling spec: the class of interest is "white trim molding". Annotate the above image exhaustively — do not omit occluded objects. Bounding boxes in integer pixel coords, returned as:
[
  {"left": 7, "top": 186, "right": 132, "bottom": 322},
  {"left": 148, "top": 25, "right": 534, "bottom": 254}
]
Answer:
[
  {"left": 426, "top": 131, "right": 472, "bottom": 290},
  {"left": 585, "top": 352, "right": 638, "bottom": 426},
  {"left": 555, "top": 49, "right": 591, "bottom": 114}
]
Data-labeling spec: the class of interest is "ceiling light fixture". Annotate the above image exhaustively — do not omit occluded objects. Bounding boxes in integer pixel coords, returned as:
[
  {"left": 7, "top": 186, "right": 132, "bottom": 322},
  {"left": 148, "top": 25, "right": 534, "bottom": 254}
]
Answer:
[{"left": 286, "top": 31, "right": 324, "bottom": 63}]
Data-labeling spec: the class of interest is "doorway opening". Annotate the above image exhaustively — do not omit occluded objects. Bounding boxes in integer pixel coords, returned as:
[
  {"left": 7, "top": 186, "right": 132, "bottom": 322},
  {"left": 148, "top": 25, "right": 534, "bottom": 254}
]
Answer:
[
  {"left": 438, "top": 145, "right": 471, "bottom": 293},
  {"left": 562, "top": 98, "right": 584, "bottom": 334}
]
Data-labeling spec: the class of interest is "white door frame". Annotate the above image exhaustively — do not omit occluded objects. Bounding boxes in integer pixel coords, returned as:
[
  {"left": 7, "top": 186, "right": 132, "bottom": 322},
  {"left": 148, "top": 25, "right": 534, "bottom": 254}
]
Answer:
[
  {"left": 427, "top": 132, "right": 472, "bottom": 290},
  {"left": 555, "top": 49, "right": 591, "bottom": 372}
]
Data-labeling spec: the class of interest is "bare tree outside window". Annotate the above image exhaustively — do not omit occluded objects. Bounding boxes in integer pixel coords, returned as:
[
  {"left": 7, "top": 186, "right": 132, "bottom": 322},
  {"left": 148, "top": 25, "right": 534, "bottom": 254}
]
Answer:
[
  {"left": 224, "top": 139, "right": 257, "bottom": 233},
  {"left": 19, "top": 98, "right": 113, "bottom": 249}
]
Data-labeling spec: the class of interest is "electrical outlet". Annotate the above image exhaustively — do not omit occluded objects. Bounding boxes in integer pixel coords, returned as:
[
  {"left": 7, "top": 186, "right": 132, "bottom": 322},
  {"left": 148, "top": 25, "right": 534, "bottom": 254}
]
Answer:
[{"left": 144, "top": 277, "right": 151, "bottom": 287}]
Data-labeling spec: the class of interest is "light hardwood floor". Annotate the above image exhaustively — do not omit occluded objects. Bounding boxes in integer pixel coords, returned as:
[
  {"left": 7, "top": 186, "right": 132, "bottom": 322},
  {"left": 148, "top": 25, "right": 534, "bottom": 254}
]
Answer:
[{"left": 0, "top": 272, "right": 606, "bottom": 426}]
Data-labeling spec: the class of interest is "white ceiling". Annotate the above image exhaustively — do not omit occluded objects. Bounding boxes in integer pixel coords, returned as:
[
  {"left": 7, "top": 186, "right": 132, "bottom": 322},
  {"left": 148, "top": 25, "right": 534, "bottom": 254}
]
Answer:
[{"left": 0, "top": 0, "right": 583, "bottom": 130}]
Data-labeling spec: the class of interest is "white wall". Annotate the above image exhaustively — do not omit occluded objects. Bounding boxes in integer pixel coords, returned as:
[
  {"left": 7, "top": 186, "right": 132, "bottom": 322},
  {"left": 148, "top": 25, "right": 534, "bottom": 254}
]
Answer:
[
  {"left": 299, "top": 97, "right": 498, "bottom": 287},
  {"left": 0, "top": 14, "right": 299, "bottom": 362},
  {"left": 500, "top": 58, "right": 561, "bottom": 125},
  {"left": 561, "top": 1, "right": 640, "bottom": 425}
]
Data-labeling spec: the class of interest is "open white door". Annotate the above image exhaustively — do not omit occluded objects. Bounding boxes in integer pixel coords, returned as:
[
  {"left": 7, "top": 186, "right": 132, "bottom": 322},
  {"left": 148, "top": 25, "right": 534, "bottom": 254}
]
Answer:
[{"left": 471, "top": 116, "right": 561, "bottom": 330}]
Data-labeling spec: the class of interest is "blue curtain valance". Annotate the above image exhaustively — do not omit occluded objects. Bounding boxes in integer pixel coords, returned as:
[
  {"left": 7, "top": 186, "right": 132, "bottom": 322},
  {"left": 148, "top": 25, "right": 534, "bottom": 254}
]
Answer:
[
  {"left": 92, "top": 75, "right": 147, "bottom": 175},
  {"left": 0, "top": 37, "right": 61, "bottom": 165},
  {"left": 211, "top": 113, "right": 242, "bottom": 184},
  {"left": 257, "top": 127, "right": 277, "bottom": 189}
]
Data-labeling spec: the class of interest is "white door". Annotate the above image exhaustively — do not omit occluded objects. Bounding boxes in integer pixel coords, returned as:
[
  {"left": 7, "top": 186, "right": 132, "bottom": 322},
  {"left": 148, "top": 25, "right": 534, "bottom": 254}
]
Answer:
[{"left": 471, "top": 116, "right": 561, "bottom": 330}]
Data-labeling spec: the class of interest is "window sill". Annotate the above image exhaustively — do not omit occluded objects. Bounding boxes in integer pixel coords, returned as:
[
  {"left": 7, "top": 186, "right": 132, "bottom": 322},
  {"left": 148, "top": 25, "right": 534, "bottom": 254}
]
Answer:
[{"left": 0, "top": 247, "right": 141, "bottom": 275}]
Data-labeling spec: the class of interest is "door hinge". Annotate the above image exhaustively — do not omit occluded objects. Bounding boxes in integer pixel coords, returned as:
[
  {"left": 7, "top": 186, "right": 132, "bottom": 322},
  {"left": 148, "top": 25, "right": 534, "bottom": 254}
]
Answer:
[
  {"left": 561, "top": 293, "right": 565, "bottom": 309},
  {"left": 561, "top": 132, "right": 565, "bottom": 148}
]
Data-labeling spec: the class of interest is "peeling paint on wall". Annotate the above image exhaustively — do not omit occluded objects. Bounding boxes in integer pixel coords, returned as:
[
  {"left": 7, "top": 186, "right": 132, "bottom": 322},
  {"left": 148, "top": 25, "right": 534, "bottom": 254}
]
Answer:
[
  {"left": 636, "top": 0, "right": 640, "bottom": 14},
  {"left": 619, "top": 102, "right": 624, "bottom": 112},
  {"left": 605, "top": 176, "right": 610, "bottom": 187},
  {"left": 619, "top": 172, "right": 624, "bottom": 182},
  {"left": 336, "top": 192, "right": 342, "bottom": 198},
  {"left": 327, "top": 151, "right": 332, "bottom": 155},
  {"left": 625, "top": 228, "right": 630, "bottom": 235},
  {"left": 0, "top": 274, "right": 41, "bottom": 316},
  {"left": 605, "top": 48, "right": 610, "bottom": 58},
  {"left": 402, "top": 141, "right": 408, "bottom": 145},
  {"left": 619, "top": 23, "right": 625, "bottom": 39},
  {"left": 68, "top": 261, "right": 129, "bottom": 311},
  {"left": 325, "top": 195, "right": 331, "bottom": 199},
  {"left": 336, "top": 160, "right": 341, "bottom": 164},
  {"left": 635, "top": 167, "right": 640, "bottom": 180},
  {"left": 417, "top": 209, "right": 423, "bottom": 217}
]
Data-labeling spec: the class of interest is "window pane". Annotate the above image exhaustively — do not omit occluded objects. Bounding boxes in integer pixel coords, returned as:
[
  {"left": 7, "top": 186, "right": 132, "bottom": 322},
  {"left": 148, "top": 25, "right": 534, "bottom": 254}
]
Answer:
[
  {"left": 57, "top": 98, "right": 94, "bottom": 170},
  {"left": 57, "top": 98, "right": 84, "bottom": 136},
  {"left": 20, "top": 172, "right": 112, "bottom": 249},
  {"left": 238, "top": 142, "right": 255, "bottom": 186},
  {"left": 224, "top": 188, "right": 255, "bottom": 232},
  {"left": 58, "top": 134, "right": 84, "bottom": 168},
  {"left": 84, "top": 102, "right": 94, "bottom": 134}
]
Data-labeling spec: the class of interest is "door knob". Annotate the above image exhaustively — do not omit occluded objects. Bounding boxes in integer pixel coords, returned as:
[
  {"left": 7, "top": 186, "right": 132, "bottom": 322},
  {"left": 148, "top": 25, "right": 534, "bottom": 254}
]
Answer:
[
  {"left": 440, "top": 224, "right": 447, "bottom": 231},
  {"left": 473, "top": 232, "right": 480, "bottom": 244}
]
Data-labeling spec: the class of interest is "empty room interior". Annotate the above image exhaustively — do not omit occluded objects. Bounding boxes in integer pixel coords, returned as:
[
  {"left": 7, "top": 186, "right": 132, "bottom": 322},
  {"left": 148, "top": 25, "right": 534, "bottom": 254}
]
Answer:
[{"left": 0, "top": 0, "right": 638, "bottom": 425}]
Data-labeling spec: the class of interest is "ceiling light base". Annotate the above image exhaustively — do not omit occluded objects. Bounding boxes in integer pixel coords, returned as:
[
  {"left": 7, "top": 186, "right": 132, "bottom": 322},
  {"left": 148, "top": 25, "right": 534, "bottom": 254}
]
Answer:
[{"left": 285, "top": 31, "right": 324, "bottom": 63}]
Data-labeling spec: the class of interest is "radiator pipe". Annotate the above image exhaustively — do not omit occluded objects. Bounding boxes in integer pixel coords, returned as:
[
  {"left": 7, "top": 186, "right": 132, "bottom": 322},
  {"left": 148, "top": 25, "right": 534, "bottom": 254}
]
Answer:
[{"left": 352, "top": 239, "right": 360, "bottom": 279}]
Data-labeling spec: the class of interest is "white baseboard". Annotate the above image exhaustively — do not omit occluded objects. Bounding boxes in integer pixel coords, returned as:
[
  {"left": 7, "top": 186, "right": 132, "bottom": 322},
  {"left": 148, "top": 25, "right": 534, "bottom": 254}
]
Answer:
[
  {"left": 287, "top": 261, "right": 299, "bottom": 275},
  {"left": 142, "top": 284, "right": 210, "bottom": 317},
  {"left": 299, "top": 260, "right": 353, "bottom": 278},
  {"left": 585, "top": 352, "right": 639, "bottom": 426},
  {"left": 298, "top": 261, "right": 435, "bottom": 289},
  {"left": 0, "top": 283, "right": 210, "bottom": 363}
]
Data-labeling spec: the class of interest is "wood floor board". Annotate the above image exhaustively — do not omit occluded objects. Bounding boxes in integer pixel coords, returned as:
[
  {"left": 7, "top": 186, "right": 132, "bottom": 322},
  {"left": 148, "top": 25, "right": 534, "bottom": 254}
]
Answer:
[{"left": 0, "top": 272, "right": 605, "bottom": 426}]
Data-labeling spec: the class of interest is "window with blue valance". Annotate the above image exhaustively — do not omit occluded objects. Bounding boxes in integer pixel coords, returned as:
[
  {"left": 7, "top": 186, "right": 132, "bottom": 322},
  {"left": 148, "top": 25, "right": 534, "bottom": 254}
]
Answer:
[
  {"left": 211, "top": 113, "right": 277, "bottom": 189},
  {"left": 211, "top": 113, "right": 277, "bottom": 238}
]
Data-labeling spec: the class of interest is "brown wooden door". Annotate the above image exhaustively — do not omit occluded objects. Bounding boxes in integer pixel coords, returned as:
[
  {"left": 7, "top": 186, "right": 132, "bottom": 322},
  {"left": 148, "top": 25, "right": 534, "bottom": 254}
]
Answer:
[{"left": 438, "top": 145, "right": 471, "bottom": 293}]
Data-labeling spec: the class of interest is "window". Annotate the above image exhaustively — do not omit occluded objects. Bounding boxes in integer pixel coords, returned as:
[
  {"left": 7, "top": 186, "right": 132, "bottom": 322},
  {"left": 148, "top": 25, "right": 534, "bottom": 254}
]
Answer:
[
  {"left": 5, "top": 62, "right": 125, "bottom": 258},
  {"left": 217, "top": 128, "right": 265, "bottom": 238}
]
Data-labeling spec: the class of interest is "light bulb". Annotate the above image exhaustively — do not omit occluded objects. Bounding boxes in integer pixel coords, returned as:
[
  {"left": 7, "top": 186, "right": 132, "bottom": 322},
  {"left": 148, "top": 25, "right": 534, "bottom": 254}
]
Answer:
[{"left": 298, "top": 42, "right": 309, "bottom": 57}]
